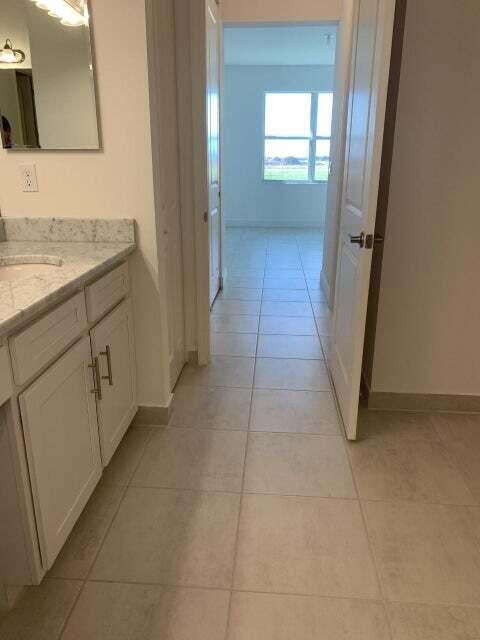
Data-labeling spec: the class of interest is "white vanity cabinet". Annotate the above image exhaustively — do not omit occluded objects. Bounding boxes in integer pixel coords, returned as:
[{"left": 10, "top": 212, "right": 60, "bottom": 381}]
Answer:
[
  {"left": 19, "top": 337, "right": 102, "bottom": 569},
  {"left": 90, "top": 299, "right": 137, "bottom": 466},
  {"left": 0, "top": 259, "right": 139, "bottom": 583}
]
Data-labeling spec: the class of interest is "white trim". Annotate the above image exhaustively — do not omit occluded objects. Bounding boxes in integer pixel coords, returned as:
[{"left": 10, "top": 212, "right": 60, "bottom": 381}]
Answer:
[
  {"left": 190, "top": 0, "right": 213, "bottom": 365},
  {"left": 321, "top": 0, "right": 355, "bottom": 309}
]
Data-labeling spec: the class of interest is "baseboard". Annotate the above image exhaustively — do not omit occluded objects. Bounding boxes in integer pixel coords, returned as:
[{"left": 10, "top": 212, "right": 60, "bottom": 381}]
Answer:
[
  {"left": 133, "top": 400, "right": 173, "bottom": 426},
  {"left": 187, "top": 350, "right": 198, "bottom": 364},
  {"left": 226, "top": 221, "right": 325, "bottom": 229},
  {"left": 367, "top": 391, "right": 480, "bottom": 413}
]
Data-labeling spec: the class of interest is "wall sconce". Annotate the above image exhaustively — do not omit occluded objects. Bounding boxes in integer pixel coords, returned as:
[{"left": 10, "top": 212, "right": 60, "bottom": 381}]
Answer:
[
  {"left": 29, "top": 0, "right": 88, "bottom": 28},
  {"left": 0, "top": 39, "right": 26, "bottom": 64}
]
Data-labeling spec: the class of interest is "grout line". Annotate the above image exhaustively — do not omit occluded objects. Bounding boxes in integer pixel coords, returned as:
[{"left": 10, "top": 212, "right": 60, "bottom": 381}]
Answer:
[
  {"left": 222, "top": 254, "right": 263, "bottom": 640},
  {"left": 341, "top": 433, "right": 395, "bottom": 640}
]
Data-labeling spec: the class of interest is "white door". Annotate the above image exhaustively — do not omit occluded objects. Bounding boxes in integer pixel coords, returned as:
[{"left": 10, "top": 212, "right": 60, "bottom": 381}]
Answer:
[
  {"left": 331, "top": 0, "right": 396, "bottom": 440},
  {"left": 206, "top": 0, "right": 221, "bottom": 305},
  {"left": 90, "top": 300, "right": 137, "bottom": 466},
  {"left": 19, "top": 337, "right": 102, "bottom": 568}
]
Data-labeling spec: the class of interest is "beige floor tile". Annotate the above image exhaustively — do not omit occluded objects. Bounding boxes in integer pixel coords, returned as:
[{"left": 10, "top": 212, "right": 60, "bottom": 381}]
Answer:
[
  {"left": 308, "top": 289, "right": 327, "bottom": 302},
  {"left": 320, "top": 336, "right": 331, "bottom": 361},
  {"left": 226, "top": 277, "right": 264, "bottom": 289},
  {"left": 102, "top": 427, "right": 155, "bottom": 486},
  {"left": 234, "top": 494, "right": 380, "bottom": 598},
  {"left": 364, "top": 501, "right": 480, "bottom": 605},
  {"left": 132, "top": 428, "right": 247, "bottom": 492},
  {"left": 259, "top": 316, "right": 317, "bottom": 335},
  {"left": 212, "top": 300, "right": 261, "bottom": 315},
  {"left": 180, "top": 356, "right": 255, "bottom": 388},
  {"left": 91, "top": 488, "right": 240, "bottom": 588},
  {"left": 357, "top": 409, "right": 440, "bottom": 444},
  {"left": 348, "top": 439, "right": 474, "bottom": 504},
  {"left": 62, "top": 582, "right": 230, "bottom": 640},
  {"left": 262, "top": 289, "right": 310, "bottom": 302},
  {"left": 0, "top": 579, "right": 82, "bottom": 640},
  {"left": 266, "top": 259, "right": 302, "bottom": 270},
  {"left": 210, "top": 314, "right": 259, "bottom": 334},
  {"left": 315, "top": 316, "right": 332, "bottom": 336},
  {"left": 311, "top": 302, "right": 331, "bottom": 318},
  {"left": 257, "top": 334, "right": 323, "bottom": 360},
  {"left": 244, "top": 433, "right": 356, "bottom": 498},
  {"left": 263, "top": 277, "right": 307, "bottom": 290},
  {"left": 264, "top": 269, "right": 304, "bottom": 278},
  {"left": 169, "top": 386, "right": 251, "bottom": 430},
  {"left": 217, "top": 287, "right": 262, "bottom": 301},
  {"left": 261, "top": 301, "right": 312, "bottom": 317},
  {"left": 228, "top": 592, "right": 389, "bottom": 640},
  {"left": 227, "top": 268, "right": 264, "bottom": 279},
  {"left": 211, "top": 332, "right": 257, "bottom": 357},
  {"left": 49, "top": 482, "right": 125, "bottom": 579},
  {"left": 387, "top": 602, "right": 480, "bottom": 640},
  {"left": 250, "top": 389, "right": 340, "bottom": 434},
  {"left": 434, "top": 413, "right": 480, "bottom": 502},
  {"left": 255, "top": 358, "right": 331, "bottom": 391}
]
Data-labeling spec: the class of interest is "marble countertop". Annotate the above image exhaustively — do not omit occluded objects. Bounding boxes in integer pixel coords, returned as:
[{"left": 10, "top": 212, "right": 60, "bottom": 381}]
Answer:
[{"left": 0, "top": 218, "right": 136, "bottom": 337}]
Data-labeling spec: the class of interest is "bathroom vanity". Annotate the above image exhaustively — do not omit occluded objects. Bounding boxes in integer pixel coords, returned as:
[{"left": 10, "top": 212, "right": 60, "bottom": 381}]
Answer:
[{"left": 0, "top": 218, "right": 137, "bottom": 586}]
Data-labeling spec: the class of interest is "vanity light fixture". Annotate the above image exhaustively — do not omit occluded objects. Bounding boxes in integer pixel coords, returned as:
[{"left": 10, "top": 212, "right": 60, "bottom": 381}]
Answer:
[
  {"left": 0, "top": 39, "right": 26, "bottom": 64},
  {"left": 29, "top": 0, "right": 88, "bottom": 28}
]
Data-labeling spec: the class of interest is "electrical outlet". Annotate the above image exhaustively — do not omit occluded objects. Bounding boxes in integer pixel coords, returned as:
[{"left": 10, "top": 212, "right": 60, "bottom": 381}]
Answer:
[{"left": 20, "top": 165, "right": 38, "bottom": 192}]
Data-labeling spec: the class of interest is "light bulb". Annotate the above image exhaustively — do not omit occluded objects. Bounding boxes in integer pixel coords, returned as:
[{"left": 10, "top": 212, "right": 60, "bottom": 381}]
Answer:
[{"left": 0, "top": 49, "right": 17, "bottom": 63}]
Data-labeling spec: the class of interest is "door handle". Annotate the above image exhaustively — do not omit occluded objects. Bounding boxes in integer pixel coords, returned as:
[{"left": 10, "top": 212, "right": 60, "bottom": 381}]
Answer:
[
  {"left": 89, "top": 357, "right": 102, "bottom": 400},
  {"left": 100, "top": 345, "right": 113, "bottom": 386},
  {"left": 349, "top": 232, "right": 365, "bottom": 248}
]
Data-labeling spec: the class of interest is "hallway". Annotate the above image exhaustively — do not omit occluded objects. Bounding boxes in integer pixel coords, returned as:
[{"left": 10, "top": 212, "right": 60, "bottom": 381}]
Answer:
[{"left": 3, "top": 228, "right": 480, "bottom": 638}]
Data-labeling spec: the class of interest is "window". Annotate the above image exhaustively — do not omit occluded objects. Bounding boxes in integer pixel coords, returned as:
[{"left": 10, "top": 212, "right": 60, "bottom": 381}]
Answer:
[{"left": 264, "top": 92, "right": 333, "bottom": 183}]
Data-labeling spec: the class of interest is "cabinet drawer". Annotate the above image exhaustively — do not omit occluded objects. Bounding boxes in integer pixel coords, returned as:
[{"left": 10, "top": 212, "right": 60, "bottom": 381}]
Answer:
[
  {"left": 86, "top": 262, "right": 129, "bottom": 323},
  {"left": 9, "top": 292, "right": 87, "bottom": 386},
  {"left": 0, "top": 345, "right": 13, "bottom": 405}
]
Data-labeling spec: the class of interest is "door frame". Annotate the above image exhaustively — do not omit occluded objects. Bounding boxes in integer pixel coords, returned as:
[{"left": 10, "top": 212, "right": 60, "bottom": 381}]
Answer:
[
  {"left": 321, "top": 0, "right": 355, "bottom": 308},
  {"left": 181, "top": 2, "right": 369, "bottom": 366},
  {"left": 190, "top": 0, "right": 223, "bottom": 364}
]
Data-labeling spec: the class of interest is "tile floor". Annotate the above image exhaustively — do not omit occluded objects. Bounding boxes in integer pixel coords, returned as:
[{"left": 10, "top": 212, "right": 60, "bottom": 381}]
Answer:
[{"left": 3, "top": 227, "right": 480, "bottom": 639}]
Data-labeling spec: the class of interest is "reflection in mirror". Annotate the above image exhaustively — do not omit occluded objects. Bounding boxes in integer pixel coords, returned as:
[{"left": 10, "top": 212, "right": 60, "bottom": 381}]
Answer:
[{"left": 0, "top": 0, "right": 99, "bottom": 150}]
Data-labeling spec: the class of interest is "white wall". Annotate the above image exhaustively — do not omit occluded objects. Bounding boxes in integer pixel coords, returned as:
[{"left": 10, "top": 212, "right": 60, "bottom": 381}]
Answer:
[
  {"left": 369, "top": 0, "right": 480, "bottom": 397},
  {"left": 222, "top": 0, "right": 343, "bottom": 23},
  {"left": 0, "top": 0, "right": 171, "bottom": 409},
  {"left": 223, "top": 65, "right": 334, "bottom": 228}
]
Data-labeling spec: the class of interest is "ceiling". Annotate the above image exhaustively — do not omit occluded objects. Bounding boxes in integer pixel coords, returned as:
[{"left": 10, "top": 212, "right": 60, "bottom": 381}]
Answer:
[{"left": 223, "top": 25, "right": 337, "bottom": 66}]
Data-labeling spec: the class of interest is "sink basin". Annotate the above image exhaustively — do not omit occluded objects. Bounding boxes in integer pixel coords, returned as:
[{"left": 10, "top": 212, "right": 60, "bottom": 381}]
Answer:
[{"left": 0, "top": 255, "right": 63, "bottom": 281}]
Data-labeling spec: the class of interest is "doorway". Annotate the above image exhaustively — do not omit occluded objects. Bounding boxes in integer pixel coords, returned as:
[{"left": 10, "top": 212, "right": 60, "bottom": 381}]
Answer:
[
  {"left": 212, "top": 23, "right": 338, "bottom": 372},
  {"left": 179, "top": 0, "right": 397, "bottom": 440}
]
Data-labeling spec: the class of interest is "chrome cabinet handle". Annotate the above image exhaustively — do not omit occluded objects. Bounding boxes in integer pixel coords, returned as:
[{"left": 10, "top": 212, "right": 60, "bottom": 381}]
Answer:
[
  {"left": 89, "top": 357, "right": 102, "bottom": 400},
  {"left": 100, "top": 345, "right": 113, "bottom": 386},
  {"left": 349, "top": 232, "right": 365, "bottom": 248}
]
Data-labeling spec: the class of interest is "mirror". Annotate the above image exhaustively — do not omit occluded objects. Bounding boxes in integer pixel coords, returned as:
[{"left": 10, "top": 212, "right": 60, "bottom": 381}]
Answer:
[{"left": 0, "top": 0, "right": 99, "bottom": 150}]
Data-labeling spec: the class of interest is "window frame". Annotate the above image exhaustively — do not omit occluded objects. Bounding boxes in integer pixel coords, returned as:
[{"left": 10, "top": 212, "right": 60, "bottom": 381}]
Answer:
[{"left": 263, "top": 90, "right": 332, "bottom": 185}]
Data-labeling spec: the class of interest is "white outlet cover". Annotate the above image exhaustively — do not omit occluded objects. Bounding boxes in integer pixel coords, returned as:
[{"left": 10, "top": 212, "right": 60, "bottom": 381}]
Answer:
[{"left": 20, "top": 165, "right": 38, "bottom": 192}]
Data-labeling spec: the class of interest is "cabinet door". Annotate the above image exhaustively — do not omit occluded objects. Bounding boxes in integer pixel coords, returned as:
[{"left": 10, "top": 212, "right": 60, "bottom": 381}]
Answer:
[
  {"left": 90, "top": 299, "right": 137, "bottom": 466},
  {"left": 19, "top": 337, "right": 102, "bottom": 569}
]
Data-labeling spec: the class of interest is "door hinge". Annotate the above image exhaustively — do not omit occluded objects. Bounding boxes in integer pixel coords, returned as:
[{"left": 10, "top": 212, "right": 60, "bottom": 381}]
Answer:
[{"left": 203, "top": 211, "right": 208, "bottom": 223}]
